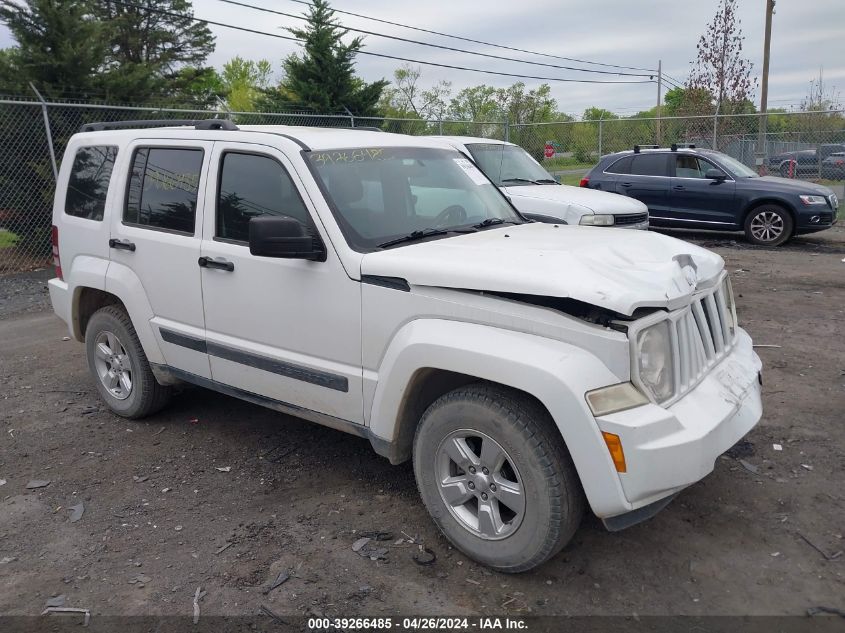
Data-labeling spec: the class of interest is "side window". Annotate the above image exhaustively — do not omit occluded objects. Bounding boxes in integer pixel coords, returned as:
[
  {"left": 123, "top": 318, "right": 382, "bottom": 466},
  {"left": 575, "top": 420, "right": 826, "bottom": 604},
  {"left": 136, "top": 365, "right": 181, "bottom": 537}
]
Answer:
[
  {"left": 630, "top": 154, "right": 668, "bottom": 177},
  {"left": 675, "top": 155, "right": 710, "bottom": 178},
  {"left": 65, "top": 145, "right": 118, "bottom": 221},
  {"left": 125, "top": 147, "right": 204, "bottom": 234},
  {"left": 605, "top": 156, "right": 632, "bottom": 174},
  {"left": 216, "top": 152, "right": 310, "bottom": 243}
]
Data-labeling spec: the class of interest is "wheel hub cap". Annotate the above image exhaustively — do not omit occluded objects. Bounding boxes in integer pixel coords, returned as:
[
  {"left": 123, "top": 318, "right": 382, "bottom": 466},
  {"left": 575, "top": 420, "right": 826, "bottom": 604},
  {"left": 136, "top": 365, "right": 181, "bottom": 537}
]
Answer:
[
  {"left": 750, "top": 211, "right": 784, "bottom": 243},
  {"left": 93, "top": 331, "right": 133, "bottom": 400},
  {"left": 436, "top": 430, "right": 525, "bottom": 540}
]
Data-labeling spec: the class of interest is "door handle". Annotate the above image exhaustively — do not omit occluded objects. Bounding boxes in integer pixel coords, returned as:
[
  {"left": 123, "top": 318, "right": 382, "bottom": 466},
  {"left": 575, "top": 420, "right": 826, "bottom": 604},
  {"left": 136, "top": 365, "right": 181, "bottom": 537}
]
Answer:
[
  {"left": 198, "top": 256, "right": 234, "bottom": 272},
  {"left": 108, "top": 238, "right": 136, "bottom": 252},
  {"left": 620, "top": 182, "right": 633, "bottom": 188},
  {"left": 673, "top": 185, "right": 686, "bottom": 191}
]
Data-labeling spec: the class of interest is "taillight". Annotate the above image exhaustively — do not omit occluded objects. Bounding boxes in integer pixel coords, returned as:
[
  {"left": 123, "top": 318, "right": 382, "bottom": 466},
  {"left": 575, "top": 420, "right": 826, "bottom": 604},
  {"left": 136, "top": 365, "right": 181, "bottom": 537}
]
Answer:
[
  {"left": 579, "top": 177, "right": 590, "bottom": 188},
  {"left": 51, "top": 225, "right": 63, "bottom": 280}
]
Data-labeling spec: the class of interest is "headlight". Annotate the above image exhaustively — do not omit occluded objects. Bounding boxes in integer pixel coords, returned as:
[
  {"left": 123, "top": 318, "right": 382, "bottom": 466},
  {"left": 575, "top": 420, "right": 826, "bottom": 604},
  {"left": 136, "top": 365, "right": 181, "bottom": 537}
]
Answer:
[
  {"left": 799, "top": 195, "right": 826, "bottom": 205},
  {"left": 635, "top": 320, "right": 674, "bottom": 402},
  {"left": 580, "top": 214, "right": 614, "bottom": 226},
  {"left": 722, "top": 276, "right": 737, "bottom": 337}
]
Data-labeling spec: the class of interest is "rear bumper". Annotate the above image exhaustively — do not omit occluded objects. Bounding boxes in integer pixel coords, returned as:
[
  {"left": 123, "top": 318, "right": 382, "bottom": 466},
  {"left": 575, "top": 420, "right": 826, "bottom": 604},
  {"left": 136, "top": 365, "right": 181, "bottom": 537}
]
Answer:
[
  {"left": 48, "top": 278, "right": 74, "bottom": 337},
  {"left": 595, "top": 328, "right": 762, "bottom": 521}
]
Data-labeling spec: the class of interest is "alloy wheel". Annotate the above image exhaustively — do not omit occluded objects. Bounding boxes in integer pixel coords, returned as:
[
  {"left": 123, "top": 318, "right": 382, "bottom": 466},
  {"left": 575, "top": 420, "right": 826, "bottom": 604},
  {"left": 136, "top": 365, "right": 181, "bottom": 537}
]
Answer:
[
  {"left": 436, "top": 430, "right": 526, "bottom": 540},
  {"left": 749, "top": 210, "right": 785, "bottom": 243},
  {"left": 93, "top": 330, "right": 133, "bottom": 400}
]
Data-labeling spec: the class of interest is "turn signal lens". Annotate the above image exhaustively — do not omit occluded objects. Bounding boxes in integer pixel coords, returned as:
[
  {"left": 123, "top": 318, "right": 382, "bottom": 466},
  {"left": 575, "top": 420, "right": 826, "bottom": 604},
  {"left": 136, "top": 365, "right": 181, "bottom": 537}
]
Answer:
[{"left": 602, "top": 432, "right": 627, "bottom": 473}]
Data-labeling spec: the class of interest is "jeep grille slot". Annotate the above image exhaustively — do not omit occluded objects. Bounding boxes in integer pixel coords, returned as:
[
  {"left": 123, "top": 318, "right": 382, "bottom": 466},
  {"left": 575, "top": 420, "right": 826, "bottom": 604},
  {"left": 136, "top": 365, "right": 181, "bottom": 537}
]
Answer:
[{"left": 670, "top": 280, "right": 736, "bottom": 396}]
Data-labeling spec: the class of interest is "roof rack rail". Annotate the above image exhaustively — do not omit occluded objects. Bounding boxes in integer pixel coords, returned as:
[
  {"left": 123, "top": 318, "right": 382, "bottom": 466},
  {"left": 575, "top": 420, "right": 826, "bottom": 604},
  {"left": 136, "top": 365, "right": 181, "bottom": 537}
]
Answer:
[
  {"left": 633, "top": 144, "right": 659, "bottom": 153},
  {"left": 352, "top": 126, "right": 384, "bottom": 132},
  {"left": 79, "top": 118, "right": 239, "bottom": 133},
  {"left": 670, "top": 143, "right": 696, "bottom": 151}
]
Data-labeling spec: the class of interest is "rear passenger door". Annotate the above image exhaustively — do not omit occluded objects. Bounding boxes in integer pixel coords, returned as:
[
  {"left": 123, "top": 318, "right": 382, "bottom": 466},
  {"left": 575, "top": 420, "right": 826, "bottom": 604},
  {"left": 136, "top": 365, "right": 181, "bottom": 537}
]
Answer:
[
  {"left": 108, "top": 141, "right": 213, "bottom": 379},
  {"left": 614, "top": 153, "right": 672, "bottom": 218}
]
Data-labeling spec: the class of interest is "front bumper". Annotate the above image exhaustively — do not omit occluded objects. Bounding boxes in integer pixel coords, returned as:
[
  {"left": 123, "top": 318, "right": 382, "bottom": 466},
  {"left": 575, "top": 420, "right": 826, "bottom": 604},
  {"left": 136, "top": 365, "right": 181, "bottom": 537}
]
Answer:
[
  {"left": 617, "top": 219, "right": 649, "bottom": 231},
  {"left": 595, "top": 328, "right": 762, "bottom": 520}
]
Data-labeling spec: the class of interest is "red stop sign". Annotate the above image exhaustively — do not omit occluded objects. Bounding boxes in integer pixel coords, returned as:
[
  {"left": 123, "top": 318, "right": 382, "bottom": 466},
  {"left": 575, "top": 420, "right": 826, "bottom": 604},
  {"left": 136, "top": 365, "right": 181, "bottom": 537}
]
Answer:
[{"left": 544, "top": 143, "right": 554, "bottom": 159}]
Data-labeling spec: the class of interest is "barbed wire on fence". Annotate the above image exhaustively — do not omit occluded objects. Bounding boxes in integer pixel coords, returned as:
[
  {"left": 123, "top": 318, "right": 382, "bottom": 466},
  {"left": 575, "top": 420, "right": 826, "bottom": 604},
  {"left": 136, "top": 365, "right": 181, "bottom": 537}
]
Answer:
[{"left": 1, "top": 99, "right": 843, "bottom": 273}]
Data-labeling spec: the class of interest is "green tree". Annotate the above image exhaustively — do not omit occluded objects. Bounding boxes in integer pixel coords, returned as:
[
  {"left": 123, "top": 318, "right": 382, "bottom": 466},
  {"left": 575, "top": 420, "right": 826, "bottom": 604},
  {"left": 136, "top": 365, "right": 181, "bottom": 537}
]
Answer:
[
  {"left": 220, "top": 57, "right": 273, "bottom": 112},
  {"left": 0, "top": 0, "right": 105, "bottom": 99},
  {"left": 379, "top": 64, "right": 451, "bottom": 120},
  {"left": 94, "top": 0, "right": 215, "bottom": 104},
  {"left": 265, "top": 0, "right": 386, "bottom": 116},
  {"left": 582, "top": 107, "right": 618, "bottom": 122}
]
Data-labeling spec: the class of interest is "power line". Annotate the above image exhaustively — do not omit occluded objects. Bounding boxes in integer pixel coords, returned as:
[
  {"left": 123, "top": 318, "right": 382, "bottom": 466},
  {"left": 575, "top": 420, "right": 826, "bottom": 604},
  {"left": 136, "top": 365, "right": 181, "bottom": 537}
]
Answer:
[
  {"left": 216, "top": 0, "right": 654, "bottom": 78},
  {"left": 110, "top": 1, "right": 655, "bottom": 85},
  {"left": 284, "top": 0, "right": 658, "bottom": 74}
]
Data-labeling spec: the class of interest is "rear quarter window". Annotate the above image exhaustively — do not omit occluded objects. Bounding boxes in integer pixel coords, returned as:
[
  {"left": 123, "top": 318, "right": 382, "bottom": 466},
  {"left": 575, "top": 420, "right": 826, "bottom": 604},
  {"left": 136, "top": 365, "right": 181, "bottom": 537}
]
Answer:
[
  {"left": 65, "top": 146, "right": 118, "bottom": 221},
  {"left": 604, "top": 156, "right": 632, "bottom": 174}
]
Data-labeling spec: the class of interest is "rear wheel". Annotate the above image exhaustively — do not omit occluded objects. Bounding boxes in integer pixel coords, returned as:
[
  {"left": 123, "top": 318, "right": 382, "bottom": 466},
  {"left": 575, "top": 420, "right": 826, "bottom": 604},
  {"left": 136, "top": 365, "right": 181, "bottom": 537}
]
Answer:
[
  {"left": 413, "top": 383, "right": 584, "bottom": 573},
  {"left": 744, "top": 205, "right": 793, "bottom": 246},
  {"left": 85, "top": 305, "right": 171, "bottom": 418}
]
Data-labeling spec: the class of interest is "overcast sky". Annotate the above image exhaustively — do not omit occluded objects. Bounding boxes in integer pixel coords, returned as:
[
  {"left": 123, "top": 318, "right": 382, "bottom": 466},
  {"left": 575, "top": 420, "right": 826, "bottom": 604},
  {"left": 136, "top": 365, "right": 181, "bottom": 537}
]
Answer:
[{"left": 1, "top": 0, "right": 842, "bottom": 116}]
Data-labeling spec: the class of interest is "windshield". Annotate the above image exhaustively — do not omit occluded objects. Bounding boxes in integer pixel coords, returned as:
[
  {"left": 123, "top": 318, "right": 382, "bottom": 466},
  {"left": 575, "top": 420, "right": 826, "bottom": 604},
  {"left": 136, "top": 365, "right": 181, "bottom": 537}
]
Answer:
[
  {"left": 306, "top": 146, "right": 523, "bottom": 251},
  {"left": 709, "top": 152, "right": 758, "bottom": 178},
  {"left": 465, "top": 143, "right": 556, "bottom": 186}
]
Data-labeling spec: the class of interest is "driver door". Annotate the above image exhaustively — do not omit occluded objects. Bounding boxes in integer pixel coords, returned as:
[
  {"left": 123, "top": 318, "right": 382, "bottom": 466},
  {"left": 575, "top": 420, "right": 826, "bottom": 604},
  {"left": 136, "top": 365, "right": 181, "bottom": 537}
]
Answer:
[
  {"left": 669, "top": 155, "right": 737, "bottom": 226},
  {"left": 198, "top": 141, "right": 364, "bottom": 424}
]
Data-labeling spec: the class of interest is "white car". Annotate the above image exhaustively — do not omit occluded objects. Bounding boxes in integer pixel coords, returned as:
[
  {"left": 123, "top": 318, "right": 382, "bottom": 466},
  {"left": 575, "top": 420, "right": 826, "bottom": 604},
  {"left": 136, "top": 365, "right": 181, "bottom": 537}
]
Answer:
[
  {"left": 49, "top": 121, "right": 761, "bottom": 572},
  {"left": 431, "top": 136, "right": 649, "bottom": 228}
]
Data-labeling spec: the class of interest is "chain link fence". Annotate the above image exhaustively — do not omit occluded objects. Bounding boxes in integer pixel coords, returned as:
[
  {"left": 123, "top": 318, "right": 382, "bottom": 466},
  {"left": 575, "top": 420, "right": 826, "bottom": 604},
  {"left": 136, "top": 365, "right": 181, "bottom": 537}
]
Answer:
[
  {"left": 515, "top": 110, "right": 845, "bottom": 186},
  {"left": 1, "top": 98, "right": 843, "bottom": 273}
]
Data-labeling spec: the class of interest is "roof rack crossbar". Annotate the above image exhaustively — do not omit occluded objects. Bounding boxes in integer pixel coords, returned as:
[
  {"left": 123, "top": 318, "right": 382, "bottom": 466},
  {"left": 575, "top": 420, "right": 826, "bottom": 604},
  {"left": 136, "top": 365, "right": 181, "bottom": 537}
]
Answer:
[
  {"left": 79, "top": 119, "right": 239, "bottom": 133},
  {"left": 633, "top": 144, "right": 659, "bottom": 153},
  {"left": 670, "top": 143, "right": 696, "bottom": 151}
]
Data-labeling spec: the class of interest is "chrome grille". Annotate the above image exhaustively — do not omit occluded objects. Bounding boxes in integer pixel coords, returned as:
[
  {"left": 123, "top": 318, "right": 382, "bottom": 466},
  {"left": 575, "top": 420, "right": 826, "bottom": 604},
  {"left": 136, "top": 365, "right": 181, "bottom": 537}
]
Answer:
[{"left": 670, "top": 278, "right": 736, "bottom": 397}]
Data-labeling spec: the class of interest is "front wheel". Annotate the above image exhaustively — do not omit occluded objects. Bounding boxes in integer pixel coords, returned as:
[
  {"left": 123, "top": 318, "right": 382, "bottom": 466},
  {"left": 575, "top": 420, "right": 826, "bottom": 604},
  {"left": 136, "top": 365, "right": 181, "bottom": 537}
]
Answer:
[
  {"left": 744, "top": 205, "right": 793, "bottom": 246},
  {"left": 413, "top": 384, "right": 584, "bottom": 573}
]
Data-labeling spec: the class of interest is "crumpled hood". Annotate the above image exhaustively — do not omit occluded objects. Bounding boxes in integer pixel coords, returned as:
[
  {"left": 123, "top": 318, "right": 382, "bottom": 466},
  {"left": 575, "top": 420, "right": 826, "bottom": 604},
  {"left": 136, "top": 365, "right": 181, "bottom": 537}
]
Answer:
[
  {"left": 503, "top": 184, "right": 647, "bottom": 215},
  {"left": 361, "top": 223, "right": 724, "bottom": 316}
]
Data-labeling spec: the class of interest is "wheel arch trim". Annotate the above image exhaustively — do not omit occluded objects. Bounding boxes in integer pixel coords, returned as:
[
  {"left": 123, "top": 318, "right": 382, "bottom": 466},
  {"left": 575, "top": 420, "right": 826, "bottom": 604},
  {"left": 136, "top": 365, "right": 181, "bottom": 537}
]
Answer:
[{"left": 367, "top": 318, "right": 633, "bottom": 517}]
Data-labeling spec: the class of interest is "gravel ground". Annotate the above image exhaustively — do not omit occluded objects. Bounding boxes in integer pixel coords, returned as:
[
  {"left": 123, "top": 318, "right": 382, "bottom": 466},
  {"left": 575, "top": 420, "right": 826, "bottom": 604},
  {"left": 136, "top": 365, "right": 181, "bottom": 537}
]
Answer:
[{"left": 0, "top": 226, "right": 843, "bottom": 622}]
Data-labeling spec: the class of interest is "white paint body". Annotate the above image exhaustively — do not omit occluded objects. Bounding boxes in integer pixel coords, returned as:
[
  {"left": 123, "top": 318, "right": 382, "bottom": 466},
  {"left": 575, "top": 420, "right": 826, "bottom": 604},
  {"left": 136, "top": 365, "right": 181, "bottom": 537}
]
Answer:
[
  {"left": 48, "top": 125, "right": 762, "bottom": 522},
  {"left": 431, "top": 136, "right": 649, "bottom": 228}
]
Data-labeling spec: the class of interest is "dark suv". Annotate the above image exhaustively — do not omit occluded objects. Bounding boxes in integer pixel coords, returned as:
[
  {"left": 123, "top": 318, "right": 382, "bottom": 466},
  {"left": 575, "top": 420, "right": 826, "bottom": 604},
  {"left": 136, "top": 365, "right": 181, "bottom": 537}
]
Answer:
[{"left": 582, "top": 146, "right": 839, "bottom": 246}]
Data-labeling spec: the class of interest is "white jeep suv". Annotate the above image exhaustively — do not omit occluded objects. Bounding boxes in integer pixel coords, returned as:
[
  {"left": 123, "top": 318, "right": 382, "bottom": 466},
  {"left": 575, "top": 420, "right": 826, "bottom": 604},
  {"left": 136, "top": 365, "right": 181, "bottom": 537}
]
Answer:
[
  {"left": 431, "top": 136, "right": 649, "bottom": 228},
  {"left": 49, "top": 120, "right": 762, "bottom": 572}
]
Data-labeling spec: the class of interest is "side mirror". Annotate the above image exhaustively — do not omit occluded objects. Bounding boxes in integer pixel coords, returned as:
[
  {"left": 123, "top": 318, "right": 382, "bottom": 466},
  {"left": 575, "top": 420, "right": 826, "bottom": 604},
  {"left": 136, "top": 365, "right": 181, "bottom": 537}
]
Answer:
[
  {"left": 705, "top": 168, "right": 727, "bottom": 181},
  {"left": 248, "top": 216, "right": 324, "bottom": 260}
]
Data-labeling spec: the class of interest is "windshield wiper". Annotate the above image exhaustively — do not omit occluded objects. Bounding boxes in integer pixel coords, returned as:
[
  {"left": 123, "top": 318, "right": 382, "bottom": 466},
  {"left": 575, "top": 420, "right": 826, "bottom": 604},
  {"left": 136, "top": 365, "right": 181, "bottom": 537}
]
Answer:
[
  {"left": 533, "top": 178, "right": 559, "bottom": 184},
  {"left": 500, "top": 177, "right": 538, "bottom": 185},
  {"left": 473, "top": 218, "right": 518, "bottom": 229},
  {"left": 378, "top": 228, "right": 455, "bottom": 248}
]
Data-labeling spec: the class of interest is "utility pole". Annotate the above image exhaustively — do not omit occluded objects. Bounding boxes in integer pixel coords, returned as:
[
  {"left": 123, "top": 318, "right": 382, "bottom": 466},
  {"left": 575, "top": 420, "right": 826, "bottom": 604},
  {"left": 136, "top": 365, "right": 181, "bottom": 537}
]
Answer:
[
  {"left": 756, "top": 0, "right": 775, "bottom": 171},
  {"left": 655, "top": 59, "right": 663, "bottom": 145}
]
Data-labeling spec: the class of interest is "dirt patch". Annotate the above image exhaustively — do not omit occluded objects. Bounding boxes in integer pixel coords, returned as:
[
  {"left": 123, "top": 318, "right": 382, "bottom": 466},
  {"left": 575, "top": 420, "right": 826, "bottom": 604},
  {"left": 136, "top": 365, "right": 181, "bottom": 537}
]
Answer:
[{"left": 0, "top": 225, "right": 843, "bottom": 618}]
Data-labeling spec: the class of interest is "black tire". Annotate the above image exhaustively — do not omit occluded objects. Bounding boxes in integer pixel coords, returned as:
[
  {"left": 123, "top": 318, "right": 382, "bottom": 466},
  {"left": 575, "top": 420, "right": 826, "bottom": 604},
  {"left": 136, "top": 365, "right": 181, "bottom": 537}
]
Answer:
[
  {"left": 413, "top": 383, "right": 584, "bottom": 573},
  {"left": 743, "top": 204, "right": 794, "bottom": 246},
  {"left": 85, "top": 305, "right": 171, "bottom": 419}
]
